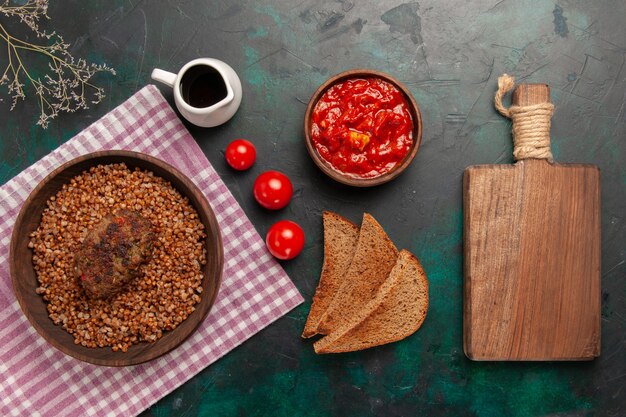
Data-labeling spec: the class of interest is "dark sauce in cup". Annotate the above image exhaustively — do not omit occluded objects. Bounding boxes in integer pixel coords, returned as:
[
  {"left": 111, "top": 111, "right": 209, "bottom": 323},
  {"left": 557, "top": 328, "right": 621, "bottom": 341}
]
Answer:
[{"left": 180, "top": 65, "right": 228, "bottom": 108}]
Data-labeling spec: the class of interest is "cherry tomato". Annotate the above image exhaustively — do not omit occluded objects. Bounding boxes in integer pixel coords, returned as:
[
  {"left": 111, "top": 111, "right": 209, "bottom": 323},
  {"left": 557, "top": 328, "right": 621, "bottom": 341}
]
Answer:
[
  {"left": 253, "top": 170, "right": 293, "bottom": 210},
  {"left": 266, "top": 220, "right": 305, "bottom": 260},
  {"left": 225, "top": 139, "right": 256, "bottom": 170}
]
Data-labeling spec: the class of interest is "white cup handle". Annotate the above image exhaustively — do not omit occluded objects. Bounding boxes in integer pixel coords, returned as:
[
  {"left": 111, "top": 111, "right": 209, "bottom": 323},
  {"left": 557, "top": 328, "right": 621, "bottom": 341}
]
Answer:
[{"left": 151, "top": 68, "right": 177, "bottom": 88}]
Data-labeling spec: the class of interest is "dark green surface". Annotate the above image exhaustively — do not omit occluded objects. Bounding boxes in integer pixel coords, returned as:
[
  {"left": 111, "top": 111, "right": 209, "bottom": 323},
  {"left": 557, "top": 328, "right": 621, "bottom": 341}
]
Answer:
[{"left": 1, "top": 1, "right": 625, "bottom": 416}]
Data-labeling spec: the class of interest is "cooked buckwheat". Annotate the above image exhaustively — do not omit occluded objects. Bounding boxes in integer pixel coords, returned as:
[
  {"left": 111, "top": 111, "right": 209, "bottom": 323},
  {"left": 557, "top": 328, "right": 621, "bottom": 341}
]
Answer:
[{"left": 29, "top": 163, "right": 207, "bottom": 352}]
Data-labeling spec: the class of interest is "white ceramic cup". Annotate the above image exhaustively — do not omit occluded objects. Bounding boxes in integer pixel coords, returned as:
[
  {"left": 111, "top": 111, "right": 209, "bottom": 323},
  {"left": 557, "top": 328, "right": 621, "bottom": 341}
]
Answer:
[{"left": 151, "top": 58, "right": 242, "bottom": 128}]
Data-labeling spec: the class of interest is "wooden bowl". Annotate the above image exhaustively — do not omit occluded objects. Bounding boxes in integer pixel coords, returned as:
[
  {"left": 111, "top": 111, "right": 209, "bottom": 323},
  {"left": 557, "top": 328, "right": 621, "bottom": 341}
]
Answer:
[
  {"left": 10, "top": 150, "right": 223, "bottom": 366},
  {"left": 304, "top": 69, "right": 423, "bottom": 187}
]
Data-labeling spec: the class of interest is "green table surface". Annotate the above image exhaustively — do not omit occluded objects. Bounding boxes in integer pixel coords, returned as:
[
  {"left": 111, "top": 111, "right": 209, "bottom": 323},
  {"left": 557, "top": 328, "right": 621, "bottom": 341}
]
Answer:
[{"left": 1, "top": 1, "right": 625, "bottom": 416}]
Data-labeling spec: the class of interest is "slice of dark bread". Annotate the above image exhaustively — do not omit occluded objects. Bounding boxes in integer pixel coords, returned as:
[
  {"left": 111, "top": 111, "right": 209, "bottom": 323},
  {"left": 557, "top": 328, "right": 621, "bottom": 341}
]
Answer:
[
  {"left": 302, "top": 212, "right": 359, "bottom": 338},
  {"left": 317, "top": 213, "right": 398, "bottom": 335},
  {"left": 314, "top": 250, "right": 429, "bottom": 354}
]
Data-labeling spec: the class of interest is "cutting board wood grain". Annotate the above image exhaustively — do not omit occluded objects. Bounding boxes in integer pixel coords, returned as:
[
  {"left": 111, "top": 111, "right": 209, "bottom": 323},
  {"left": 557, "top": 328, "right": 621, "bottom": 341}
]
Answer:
[{"left": 463, "top": 84, "right": 601, "bottom": 361}]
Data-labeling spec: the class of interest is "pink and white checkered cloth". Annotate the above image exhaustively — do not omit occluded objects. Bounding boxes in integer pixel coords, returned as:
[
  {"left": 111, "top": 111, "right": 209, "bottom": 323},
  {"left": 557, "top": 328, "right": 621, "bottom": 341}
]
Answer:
[{"left": 0, "top": 85, "right": 304, "bottom": 417}]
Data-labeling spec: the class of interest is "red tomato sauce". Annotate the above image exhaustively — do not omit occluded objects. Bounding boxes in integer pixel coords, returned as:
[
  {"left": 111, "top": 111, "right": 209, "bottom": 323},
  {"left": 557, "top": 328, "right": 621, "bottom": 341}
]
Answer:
[{"left": 310, "top": 77, "right": 414, "bottom": 178}]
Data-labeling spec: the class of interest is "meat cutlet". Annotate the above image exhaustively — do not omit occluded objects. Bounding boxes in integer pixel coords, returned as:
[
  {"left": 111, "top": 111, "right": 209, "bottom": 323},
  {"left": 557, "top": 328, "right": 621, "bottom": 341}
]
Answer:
[{"left": 75, "top": 209, "right": 155, "bottom": 300}]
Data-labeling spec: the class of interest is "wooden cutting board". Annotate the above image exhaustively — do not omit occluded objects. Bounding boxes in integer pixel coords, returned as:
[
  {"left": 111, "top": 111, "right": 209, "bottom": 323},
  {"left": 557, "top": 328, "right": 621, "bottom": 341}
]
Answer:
[{"left": 463, "top": 83, "right": 601, "bottom": 361}]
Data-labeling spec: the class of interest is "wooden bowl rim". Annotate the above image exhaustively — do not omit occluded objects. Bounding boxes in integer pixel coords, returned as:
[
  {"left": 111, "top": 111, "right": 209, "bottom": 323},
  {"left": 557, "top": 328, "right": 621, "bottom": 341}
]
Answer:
[
  {"left": 303, "top": 69, "right": 423, "bottom": 187},
  {"left": 9, "top": 150, "right": 224, "bottom": 366}
]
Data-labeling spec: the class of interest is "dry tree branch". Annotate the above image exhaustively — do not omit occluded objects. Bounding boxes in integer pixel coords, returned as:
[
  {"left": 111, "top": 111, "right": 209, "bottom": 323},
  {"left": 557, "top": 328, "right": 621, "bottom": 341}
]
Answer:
[{"left": 0, "top": 0, "right": 115, "bottom": 128}]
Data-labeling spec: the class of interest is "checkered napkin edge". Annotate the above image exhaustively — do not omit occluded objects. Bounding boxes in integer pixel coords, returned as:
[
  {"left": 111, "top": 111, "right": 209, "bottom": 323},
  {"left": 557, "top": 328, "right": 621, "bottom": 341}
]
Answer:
[{"left": 0, "top": 85, "right": 303, "bottom": 417}]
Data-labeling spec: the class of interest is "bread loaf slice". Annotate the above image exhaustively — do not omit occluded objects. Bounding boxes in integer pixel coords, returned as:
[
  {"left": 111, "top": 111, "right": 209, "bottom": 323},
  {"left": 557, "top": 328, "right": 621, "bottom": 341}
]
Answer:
[
  {"left": 317, "top": 213, "right": 398, "bottom": 335},
  {"left": 314, "top": 250, "right": 428, "bottom": 354},
  {"left": 302, "top": 212, "right": 359, "bottom": 338}
]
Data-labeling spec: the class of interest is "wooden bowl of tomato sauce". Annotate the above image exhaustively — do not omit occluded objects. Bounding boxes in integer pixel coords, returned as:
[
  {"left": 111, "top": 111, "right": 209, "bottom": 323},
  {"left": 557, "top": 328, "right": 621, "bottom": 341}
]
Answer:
[{"left": 304, "top": 69, "right": 422, "bottom": 187}]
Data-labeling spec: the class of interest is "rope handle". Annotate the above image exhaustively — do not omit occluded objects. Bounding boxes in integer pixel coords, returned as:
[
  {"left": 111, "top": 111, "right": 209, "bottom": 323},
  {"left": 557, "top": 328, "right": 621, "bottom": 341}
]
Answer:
[
  {"left": 494, "top": 74, "right": 555, "bottom": 161},
  {"left": 495, "top": 74, "right": 516, "bottom": 118}
]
